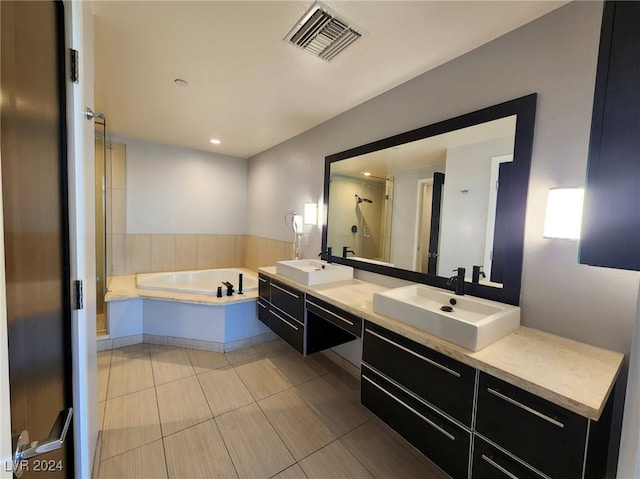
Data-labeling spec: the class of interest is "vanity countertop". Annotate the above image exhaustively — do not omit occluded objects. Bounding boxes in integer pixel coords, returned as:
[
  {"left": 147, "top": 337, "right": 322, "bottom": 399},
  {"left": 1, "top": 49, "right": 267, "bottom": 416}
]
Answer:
[{"left": 259, "top": 266, "right": 624, "bottom": 421}]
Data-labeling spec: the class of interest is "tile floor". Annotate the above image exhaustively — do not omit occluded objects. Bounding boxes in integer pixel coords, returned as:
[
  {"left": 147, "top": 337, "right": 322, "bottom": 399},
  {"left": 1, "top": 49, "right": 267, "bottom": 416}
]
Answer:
[{"left": 96, "top": 339, "right": 450, "bottom": 479}]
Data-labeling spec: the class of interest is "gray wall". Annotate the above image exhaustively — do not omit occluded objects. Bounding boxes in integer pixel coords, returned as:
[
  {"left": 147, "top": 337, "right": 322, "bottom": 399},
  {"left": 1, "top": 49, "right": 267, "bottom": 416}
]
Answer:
[
  {"left": 248, "top": 1, "right": 639, "bottom": 357},
  {"left": 121, "top": 136, "right": 248, "bottom": 234},
  {"left": 247, "top": 4, "right": 640, "bottom": 473}
]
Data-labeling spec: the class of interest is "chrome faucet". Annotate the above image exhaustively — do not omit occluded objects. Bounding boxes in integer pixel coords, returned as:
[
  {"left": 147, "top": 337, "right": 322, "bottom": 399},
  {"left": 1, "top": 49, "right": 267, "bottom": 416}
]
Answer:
[{"left": 448, "top": 267, "right": 465, "bottom": 295}]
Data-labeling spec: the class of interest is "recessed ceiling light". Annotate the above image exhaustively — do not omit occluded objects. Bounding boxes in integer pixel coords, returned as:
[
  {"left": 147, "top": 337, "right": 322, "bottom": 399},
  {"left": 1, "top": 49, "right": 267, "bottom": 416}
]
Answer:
[
  {"left": 174, "top": 78, "right": 189, "bottom": 87},
  {"left": 363, "top": 171, "right": 371, "bottom": 177},
  {"left": 209, "top": 138, "right": 221, "bottom": 145}
]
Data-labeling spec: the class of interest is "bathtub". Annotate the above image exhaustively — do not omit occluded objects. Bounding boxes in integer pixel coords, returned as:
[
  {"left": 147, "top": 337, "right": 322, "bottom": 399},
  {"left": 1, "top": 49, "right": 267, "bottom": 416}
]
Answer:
[{"left": 136, "top": 268, "right": 258, "bottom": 296}]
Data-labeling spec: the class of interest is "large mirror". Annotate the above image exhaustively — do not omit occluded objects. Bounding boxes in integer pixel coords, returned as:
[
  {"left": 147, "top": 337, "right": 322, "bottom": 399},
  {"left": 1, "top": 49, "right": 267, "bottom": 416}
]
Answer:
[{"left": 322, "top": 94, "right": 537, "bottom": 305}]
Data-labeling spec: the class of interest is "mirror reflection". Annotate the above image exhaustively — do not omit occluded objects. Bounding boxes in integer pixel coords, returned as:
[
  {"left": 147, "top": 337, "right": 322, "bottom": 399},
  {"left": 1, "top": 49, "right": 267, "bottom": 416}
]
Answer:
[{"left": 327, "top": 115, "right": 517, "bottom": 287}]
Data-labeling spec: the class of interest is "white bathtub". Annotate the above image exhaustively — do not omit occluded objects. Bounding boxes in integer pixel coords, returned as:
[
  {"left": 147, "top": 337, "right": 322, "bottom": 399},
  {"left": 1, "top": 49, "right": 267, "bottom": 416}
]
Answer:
[{"left": 136, "top": 268, "right": 258, "bottom": 296}]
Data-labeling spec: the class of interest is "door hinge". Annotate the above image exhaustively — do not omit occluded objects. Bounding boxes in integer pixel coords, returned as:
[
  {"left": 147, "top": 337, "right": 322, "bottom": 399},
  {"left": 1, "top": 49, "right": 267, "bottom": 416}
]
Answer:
[
  {"left": 70, "top": 49, "right": 79, "bottom": 83},
  {"left": 73, "top": 280, "right": 83, "bottom": 310}
]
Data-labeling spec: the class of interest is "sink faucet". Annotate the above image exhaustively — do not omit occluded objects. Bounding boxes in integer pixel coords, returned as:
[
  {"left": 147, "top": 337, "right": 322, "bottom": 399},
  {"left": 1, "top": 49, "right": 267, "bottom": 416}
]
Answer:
[
  {"left": 342, "top": 246, "right": 355, "bottom": 258},
  {"left": 318, "top": 246, "right": 333, "bottom": 263},
  {"left": 472, "top": 265, "right": 486, "bottom": 284},
  {"left": 447, "top": 267, "right": 465, "bottom": 295}
]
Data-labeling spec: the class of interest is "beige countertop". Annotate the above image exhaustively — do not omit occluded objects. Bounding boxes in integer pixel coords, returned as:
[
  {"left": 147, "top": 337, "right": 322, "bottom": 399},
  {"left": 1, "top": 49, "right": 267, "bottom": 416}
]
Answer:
[
  {"left": 105, "top": 270, "right": 259, "bottom": 306},
  {"left": 260, "top": 266, "right": 624, "bottom": 421}
]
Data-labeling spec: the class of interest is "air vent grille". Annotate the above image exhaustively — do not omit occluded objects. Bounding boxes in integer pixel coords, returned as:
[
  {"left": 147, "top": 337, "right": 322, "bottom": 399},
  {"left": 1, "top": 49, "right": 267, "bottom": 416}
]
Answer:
[{"left": 287, "top": 4, "right": 361, "bottom": 61}]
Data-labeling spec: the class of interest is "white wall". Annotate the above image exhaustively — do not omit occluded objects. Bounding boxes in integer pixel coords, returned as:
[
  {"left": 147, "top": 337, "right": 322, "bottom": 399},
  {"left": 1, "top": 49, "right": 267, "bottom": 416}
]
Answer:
[
  {"left": 389, "top": 164, "right": 444, "bottom": 270},
  {"left": 121, "top": 136, "right": 248, "bottom": 234},
  {"left": 438, "top": 137, "right": 513, "bottom": 276},
  {"left": 67, "top": 1, "right": 98, "bottom": 477},
  {"left": 247, "top": 3, "right": 640, "bottom": 472}
]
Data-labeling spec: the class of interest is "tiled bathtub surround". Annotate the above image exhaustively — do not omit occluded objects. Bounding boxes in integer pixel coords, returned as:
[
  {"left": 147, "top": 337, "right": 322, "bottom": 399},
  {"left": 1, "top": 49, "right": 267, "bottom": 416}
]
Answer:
[
  {"left": 95, "top": 340, "right": 449, "bottom": 479},
  {"left": 109, "top": 234, "right": 292, "bottom": 276}
]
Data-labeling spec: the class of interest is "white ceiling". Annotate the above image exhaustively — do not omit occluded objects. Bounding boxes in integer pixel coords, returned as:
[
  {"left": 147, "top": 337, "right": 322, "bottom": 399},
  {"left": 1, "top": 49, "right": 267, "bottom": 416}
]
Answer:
[{"left": 93, "top": 1, "right": 566, "bottom": 159}]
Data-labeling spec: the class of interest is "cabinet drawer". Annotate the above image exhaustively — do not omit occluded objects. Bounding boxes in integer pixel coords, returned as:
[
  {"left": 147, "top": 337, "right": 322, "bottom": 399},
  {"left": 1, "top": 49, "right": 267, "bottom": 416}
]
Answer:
[
  {"left": 270, "top": 279, "right": 304, "bottom": 322},
  {"left": 362, "top": 322, "right": 476, "bottom": 426},
  {"left": 476, "top": 372, "right": 588, "bottom": 479},
  {"left": 306, "top": 296, "right": 362, "bottom": 337},
  {"left": 258, "top": 274, "right": 270, "bottom": 301},
  {"left": 472, "top": 437, "right": 546, "bottom": 479},
  {"left": 269, "top": 308, "right": 304, "bottom": 354},
  {"left": 361, "top": 364, "right": 470, "bottom": 479},
  {"left": 256, "top": 298, "right": 270, "bottom": 327}
]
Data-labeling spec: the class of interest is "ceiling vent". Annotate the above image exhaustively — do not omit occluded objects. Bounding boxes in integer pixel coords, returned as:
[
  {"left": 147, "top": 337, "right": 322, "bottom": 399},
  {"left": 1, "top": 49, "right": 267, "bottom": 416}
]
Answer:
[{"left": 285, "top": 3, "right": 362, "bottom": 62}]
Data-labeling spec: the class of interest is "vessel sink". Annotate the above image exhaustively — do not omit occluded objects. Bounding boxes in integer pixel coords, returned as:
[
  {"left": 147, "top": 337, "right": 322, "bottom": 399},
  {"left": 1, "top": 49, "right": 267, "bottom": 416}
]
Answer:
[
  {"left": 275, "top": 260, "right": 354, "bottom": 285},
  {"left": 372, "top": 284, "right": 520, "bottom": 351}
]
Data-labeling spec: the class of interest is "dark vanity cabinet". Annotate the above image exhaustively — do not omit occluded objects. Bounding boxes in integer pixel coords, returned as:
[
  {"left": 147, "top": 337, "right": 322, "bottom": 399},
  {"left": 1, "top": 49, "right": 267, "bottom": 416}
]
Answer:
[
  {"left": 361, "top": 322, "right": 614, "bottom": 479},
  {"left": 581, "top": 1, "right": 640, "bottom": 271},
  {"left": 361, "top": 322, "right": 474, "bottom": 479},
  {"left": 474, "top": 373, "right": 611, "bottom": 479},
  {"left": 257, "top": 273, "right": 270, "bottom": 327},
  {"left": 258, "top": 274, "right": 362, "bottom": 355},
  {"left": 268, "top": 278, "right": 305, "bottom": 354}
]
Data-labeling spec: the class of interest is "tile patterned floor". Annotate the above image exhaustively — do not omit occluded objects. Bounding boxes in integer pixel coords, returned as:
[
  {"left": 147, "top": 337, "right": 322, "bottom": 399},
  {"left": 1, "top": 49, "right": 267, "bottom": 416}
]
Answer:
[{"left": 96, "top": 339, "right": 450, "bottom": 479}]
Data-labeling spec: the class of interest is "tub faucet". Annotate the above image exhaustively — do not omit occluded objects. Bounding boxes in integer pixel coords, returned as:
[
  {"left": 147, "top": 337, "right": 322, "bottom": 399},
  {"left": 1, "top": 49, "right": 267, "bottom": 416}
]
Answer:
[
  {"left": 472, "top": 265, "right": 486, "bottom": 284},
  {"left": 342, "top": 246, "right": 355, "bottom": 258},
  {"left": 447, "top": 267, "right": 465, "bottom": 295},
  {"left": 222, "top": 281, "right": 234, "bottom": 296}
]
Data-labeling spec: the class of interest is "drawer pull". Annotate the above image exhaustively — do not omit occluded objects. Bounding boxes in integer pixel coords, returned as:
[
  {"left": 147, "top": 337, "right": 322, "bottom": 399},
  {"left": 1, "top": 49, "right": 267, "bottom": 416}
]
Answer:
[
  {"left": 365, "top": 328, "right": 461, "bottom": 378},
  {"left": 272, "top": 283, "right": 300, "bottom": 299},
  {"left": 270, "top": 310, "right": 300, "bottom": 331},
  {"left": 258, "top": 276, "right": 268, "bottom": 283},
  {"left": 307, "top": 300, "right": 355, "bottom": 326},
  {"left": 362, "top": 374, "right": 455, "bottom": 441},
  {"left": 257, "top": 300, "right": 267, "bottom": 309},
  {"left": 487, "top": 388, "right": 564, "bottom": 429},
  {"left": 481, "top": 455, "right": 519, "bottom": 479}
]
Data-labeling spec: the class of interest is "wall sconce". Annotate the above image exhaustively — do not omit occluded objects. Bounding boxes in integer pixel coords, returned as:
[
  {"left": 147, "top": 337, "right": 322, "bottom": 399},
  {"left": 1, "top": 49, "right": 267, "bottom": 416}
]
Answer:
[
  {"left": 543, "top": 187, "right": 584, "bottom": 240},
  {"left": 304, "top": 202, "right": 318, "bottom": 226}
]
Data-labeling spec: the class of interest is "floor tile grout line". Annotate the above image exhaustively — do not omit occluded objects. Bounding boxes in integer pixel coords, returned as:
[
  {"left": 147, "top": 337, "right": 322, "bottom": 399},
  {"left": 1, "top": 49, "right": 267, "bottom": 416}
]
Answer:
[
  {"left": 335, "top": 432, "right": 384, "bottom": 479},
  {"left": 149, "top": 379, "right": 170, "bottom": 479},
  {"left": 212, "top": 409, "right": 251, "bottom": 479},
  {"left": 105, "top": 384, "right": 156, "bottom": 402}
]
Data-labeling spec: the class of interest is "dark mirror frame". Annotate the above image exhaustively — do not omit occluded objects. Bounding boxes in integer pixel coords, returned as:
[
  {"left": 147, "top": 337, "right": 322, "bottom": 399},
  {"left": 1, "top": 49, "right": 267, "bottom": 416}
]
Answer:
[{"left": 321, "top": 93, "right": 537, "bottom": 306}]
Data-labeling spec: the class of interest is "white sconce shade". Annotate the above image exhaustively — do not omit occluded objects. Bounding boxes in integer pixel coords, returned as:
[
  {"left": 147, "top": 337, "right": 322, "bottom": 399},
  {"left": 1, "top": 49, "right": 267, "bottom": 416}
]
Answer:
[
  {"left": 304, "top": 202, "right": 318, "bottom": 225},
  {"left": 543, "top": 188, "right": 584, "bottom": 239}
]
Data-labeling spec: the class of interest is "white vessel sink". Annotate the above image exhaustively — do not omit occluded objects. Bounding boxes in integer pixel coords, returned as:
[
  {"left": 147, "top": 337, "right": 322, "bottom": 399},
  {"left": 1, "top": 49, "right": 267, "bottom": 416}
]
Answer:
[
  {"left": 276, "top": 260, "right": 354, "bottom": 285},
  {"left": 372, "top": 284, "right": 520, "bottom": 351}
]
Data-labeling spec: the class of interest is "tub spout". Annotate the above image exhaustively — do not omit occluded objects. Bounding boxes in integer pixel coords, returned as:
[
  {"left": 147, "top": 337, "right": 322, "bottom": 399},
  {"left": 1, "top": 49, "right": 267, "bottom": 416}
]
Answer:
[{"left": 222, "top": 281, "right": 234, "bottom": 296}]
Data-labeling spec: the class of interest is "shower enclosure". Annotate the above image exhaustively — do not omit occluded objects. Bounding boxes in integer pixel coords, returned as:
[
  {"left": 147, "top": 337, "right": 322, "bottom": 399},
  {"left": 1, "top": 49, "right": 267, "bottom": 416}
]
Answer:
[
  {"left": 327, "top": 174, "right": 394, "bottom": 262},
  {"left": 95, "top": 119, "right": 109, "bottom": 335}
]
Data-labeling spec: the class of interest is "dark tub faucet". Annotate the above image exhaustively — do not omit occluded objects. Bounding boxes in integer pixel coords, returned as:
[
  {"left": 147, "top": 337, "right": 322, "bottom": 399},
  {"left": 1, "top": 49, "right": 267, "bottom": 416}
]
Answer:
[
  {"left": 472, "top": 265, "right": 486, "bottom": 284},
  {"left": 222, "top": 281, "right": 234, "bottom": 296},
  {"left": 342, "top": 246, "right": 355, "bottom": 258},
  {"left": 447, "top": 267, "right": 465, "bottom": 295},
  {"left": 238, "top": 273, "right": 244, "bottom": 295}
]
